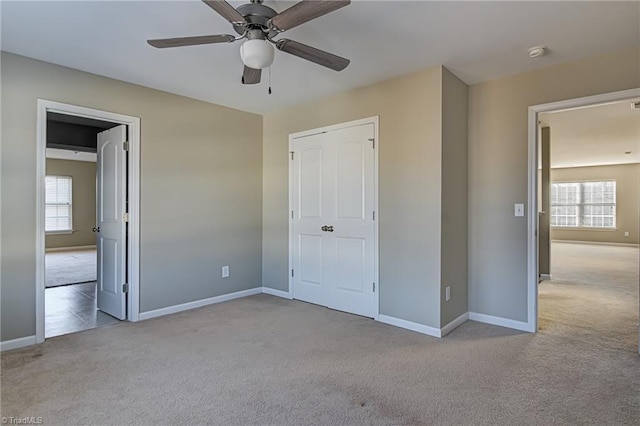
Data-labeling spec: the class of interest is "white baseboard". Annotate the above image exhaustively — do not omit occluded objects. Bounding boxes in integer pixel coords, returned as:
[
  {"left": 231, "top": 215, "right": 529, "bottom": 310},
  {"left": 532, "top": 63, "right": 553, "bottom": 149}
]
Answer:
[
  {"left": 139, "top": 287, "right": 262, "bottom": 321},
  {"left": 378, "top": 314, "right": 442, "bottom": 338},
  {"left": 46, "top": 245, "right": 96, "bottom": 253},
  {"left": 0, "top": 335, "right": 37, "bottom": 352},
  {"left": 468, "top": 312, "right": 532, "bottom": 332},
  {"left": 552, "top": 240, "right": 639, "bottom": 247},
  {"left": 539, "top": 273, "right": 552, "bottom": 281},
  {"left": 262, "top": 287, "right": 293, "bottom": 299},
  {"left": 440, "top": 312, "right": 469, "bottom": 337}
]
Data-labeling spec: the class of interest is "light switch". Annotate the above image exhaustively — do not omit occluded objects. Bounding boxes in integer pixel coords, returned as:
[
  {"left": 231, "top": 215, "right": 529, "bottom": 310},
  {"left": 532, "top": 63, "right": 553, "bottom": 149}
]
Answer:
[{"left": 515, "top": 203, "right": 525, "bottom": 217}]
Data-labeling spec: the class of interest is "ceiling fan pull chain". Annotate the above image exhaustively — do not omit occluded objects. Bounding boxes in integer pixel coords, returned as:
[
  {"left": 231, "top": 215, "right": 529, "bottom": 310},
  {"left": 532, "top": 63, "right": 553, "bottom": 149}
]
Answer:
[{"left": 268, "top": 66, "right": 272, "bottom": 95}]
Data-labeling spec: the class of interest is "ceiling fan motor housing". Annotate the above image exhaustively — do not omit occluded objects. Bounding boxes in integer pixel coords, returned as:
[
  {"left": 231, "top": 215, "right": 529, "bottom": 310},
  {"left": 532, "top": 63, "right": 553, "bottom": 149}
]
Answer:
[{"left": 234, "top": 2, "right": 278, "bottom": 38}]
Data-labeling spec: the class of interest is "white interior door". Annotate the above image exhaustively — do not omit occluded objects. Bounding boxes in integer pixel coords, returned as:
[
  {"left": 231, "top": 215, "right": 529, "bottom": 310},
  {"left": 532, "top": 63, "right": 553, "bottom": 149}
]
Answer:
[
  {"left": 96, "top": 125, "right": 127, "bottom": 320},
  {"left": 291, "top": 123, "right": 376, "bottom": 318},
  {"left": 291, "top": 133, "right": 329, "bottom": 307}
]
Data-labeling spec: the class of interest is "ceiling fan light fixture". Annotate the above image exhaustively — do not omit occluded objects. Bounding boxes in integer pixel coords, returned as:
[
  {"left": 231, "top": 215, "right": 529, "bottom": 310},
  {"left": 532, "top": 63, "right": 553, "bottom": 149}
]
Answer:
[{"left": 240, "top": 39, "right": 274, "bottom": 70}]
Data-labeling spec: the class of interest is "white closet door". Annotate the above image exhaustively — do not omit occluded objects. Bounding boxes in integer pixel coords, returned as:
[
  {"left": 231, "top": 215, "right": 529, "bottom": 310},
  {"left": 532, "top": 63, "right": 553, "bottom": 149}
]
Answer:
[
  {"left": 324, "top": 124, "right": 375, "bottom": 317},
  {"left": 291, "top": 123, "right": 375, "bottom": 318},
  {"left": 291, "top": 133, "right": 329, "bottom": 306}
]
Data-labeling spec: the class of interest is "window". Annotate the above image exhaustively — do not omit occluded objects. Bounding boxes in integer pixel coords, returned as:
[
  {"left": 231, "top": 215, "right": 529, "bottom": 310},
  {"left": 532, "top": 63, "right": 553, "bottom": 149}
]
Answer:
[
  {"left": 550, "top": 180, "right": 616, "bottom": 228},
  {"left": 45, "top": 175, "right": 72, "bottom": 232}
]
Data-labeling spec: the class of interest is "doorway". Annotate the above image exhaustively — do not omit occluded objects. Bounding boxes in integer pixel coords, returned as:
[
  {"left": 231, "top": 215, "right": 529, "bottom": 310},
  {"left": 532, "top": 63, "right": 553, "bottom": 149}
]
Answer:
[
  {"left": 288, "top": 117, "right": 379, "bottom": 319},
  {"left": 36, "top": 100, "right": 141, "bottom": 343},
  {"left": 527, "top": 88, "right": 640, "bottom": 352}
]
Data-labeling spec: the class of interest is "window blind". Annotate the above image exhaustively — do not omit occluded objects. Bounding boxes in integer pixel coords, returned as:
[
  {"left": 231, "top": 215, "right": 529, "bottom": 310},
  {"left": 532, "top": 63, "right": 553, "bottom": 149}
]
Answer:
[
  {"left": 45, "top": 175, "right": 73, "bottom": 232},
  {"left": 550, "top": 180, "right": 616, "bottom": 228}
]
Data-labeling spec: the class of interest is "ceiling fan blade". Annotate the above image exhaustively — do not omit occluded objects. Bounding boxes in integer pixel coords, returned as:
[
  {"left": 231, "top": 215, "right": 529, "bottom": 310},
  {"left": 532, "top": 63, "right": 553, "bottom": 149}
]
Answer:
[
  {"left": 147, "top": 34, "right": 235, "bottom": 48},
  {"left": 202, "top": 0, "right": 247, "bottom": 25},
  {"left": 276, "top": 39, "right": 350, "bottom": 71},
  {"left": 242, "top": 66, "right": 262, "bottom": 85},
  {"left": 270, "top": 0, "right": 350, "bottom": 32}
]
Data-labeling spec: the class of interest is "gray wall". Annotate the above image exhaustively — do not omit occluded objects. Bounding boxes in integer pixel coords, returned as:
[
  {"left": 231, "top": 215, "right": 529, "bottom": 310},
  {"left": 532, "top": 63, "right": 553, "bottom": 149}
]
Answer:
[
  {"left": 45, "top": 158, "right": 97, "bottom": 249},
  {"left": 1, "top": 52, "right": 263, "bottom": 341},
  {"left": 550, "top": 164, "right": 640, "bottom": 245},
  {"left": 263, "top": 67, "right": 444, "bottom": 328},
  {"left": 468, "top": 47, "right": 640, "bottom": 322},
  {"left": 440, "top": 68, "right": 469, "bottom": 326}
]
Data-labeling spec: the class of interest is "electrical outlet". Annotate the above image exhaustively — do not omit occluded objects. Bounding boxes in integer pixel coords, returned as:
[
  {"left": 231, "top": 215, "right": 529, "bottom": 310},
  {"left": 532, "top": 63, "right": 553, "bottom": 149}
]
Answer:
[
  {"left": 624, "top": 231, "right": 630, "bottom": 237},
  {"left": 221, "top": 265, "right": 230, "bottom": 278},
  {"left": 445, "top": 286, "right": 451, "bottom": 302}
]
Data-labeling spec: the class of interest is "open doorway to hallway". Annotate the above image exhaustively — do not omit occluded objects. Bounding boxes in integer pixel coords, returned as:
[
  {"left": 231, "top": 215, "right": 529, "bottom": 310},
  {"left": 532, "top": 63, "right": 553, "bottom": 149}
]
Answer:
[
  {"left": 44, "top": 111, "right": 123, "bottom": 338},
  {"left": 36, "top": 100, "right": 141, "bottom": 344},
  {"left": 536, "top": 98, "right": 640, "bottom": 352}
]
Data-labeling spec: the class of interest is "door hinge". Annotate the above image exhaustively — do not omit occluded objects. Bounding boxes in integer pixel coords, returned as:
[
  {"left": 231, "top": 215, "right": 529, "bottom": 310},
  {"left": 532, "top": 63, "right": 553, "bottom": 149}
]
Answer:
[
  {"left": 291, "top": 210, "right": 294, "bottom": 219},
  {"left": 369, "top": 138, "right": 375, "bottom": 149},
  {"left": 373, "top": 282, "right": 376, "bottom": 292},
  {"left": 290, "top": 151, "right": 295, "bottom": 160},
  {"left": 122, "top": 283, "right": 129, "bottom": 293},
  {"left": 123, "top": 212, "right": 129, "bottom": 223},
  {"left": 291, "top": 269, "right": 294, "bottom": 277},
  {"left": 373, "top": 211, "right": 375, "bottom": 220},
  {"left": 123, "top": 140, "right": 130, "bottom": 151}
]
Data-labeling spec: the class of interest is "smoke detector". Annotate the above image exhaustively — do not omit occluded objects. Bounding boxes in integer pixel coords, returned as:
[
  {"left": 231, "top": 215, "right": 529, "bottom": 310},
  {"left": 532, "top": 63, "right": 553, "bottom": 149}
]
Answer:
[{"left": 528, "top": 46, "right": 547, "bottom": 58}]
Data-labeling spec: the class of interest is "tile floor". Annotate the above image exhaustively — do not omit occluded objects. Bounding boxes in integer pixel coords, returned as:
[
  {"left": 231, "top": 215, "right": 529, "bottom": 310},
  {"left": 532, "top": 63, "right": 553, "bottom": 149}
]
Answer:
[{"left": 45, "top": 282, "right": 120, "bottom": 338}]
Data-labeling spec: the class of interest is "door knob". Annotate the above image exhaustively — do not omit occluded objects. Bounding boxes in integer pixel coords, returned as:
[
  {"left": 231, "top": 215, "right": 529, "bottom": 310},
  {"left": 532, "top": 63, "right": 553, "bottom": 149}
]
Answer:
[
  {"left": 327, "top": 226, "right": 334, "bottom": 232},
  {"left": 321, "top": 225, "right": 328, "bottom": 232},
  {"left": 92, "top": 226, "right": 100, "bottom": 233}
]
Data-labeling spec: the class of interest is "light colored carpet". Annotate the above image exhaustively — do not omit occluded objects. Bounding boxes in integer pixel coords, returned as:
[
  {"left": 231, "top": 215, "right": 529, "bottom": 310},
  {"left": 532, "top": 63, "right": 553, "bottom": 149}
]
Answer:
[
  {"left": 539, "top": 242, "right": 640, "bottom": 352},
  {"left": 2, "top": 243, "right": 638, "bottom": 425},
  {"left": 45, "top": 249, "right": 97, "bottom": 288}
]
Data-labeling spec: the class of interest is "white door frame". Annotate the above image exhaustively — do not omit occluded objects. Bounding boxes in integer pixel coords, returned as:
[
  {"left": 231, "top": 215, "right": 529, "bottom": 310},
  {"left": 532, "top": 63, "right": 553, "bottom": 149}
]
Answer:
[
  {"left": 526, "top": 87, "right": 640, "bottom": 333},
  {"left": 36, "top": 99, "right": 141, "bottom": 343},
  {"left": 288, "top": 116, "right": 380, "bottom": 320}
]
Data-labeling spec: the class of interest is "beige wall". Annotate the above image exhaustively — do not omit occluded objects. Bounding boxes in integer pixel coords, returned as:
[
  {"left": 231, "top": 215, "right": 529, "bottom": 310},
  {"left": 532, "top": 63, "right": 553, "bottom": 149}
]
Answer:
[
  {"left": 469, "top": 47, "right": 640, "bottom": 322},
  {"left": 1, "top": 52, "right": 263, "bottom": 341},
  {"left": 440, "top": 68, "right": 469, "bottom": 326},
  {"left": 45, "top": 158, "right": 97, "bottom": 249},
  {"left": 263, "top": 66, "right": 445, "bottom": 327},
  {"left": 3, "top": 45, "right": 637, "bottom": 343},
  {"left": 550, "top": 164, "right": 640, "bottom": 244}
]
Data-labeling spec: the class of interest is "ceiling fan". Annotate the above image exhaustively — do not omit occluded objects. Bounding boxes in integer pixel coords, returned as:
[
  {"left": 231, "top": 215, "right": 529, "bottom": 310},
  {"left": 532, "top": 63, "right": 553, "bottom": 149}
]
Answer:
[{"left": 147, "top": 0, "right": 351, "bottom": 85}]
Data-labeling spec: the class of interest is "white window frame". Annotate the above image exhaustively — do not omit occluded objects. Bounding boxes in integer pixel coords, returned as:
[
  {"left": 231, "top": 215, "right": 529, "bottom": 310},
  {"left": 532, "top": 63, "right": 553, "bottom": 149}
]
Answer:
[
  {"left": 45, "top": 175, "right": 73, "bottom": 234},
  {"left": 550, "top": 180, "right": 616, "bottom": 229}
]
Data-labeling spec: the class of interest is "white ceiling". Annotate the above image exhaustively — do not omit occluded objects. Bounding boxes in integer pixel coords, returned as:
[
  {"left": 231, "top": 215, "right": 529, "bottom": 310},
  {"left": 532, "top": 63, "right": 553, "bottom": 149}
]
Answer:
[
  {"left": 2, "top": 1, "right": 639, "bottom": 114},
  {"left": 540, "top": 100, "right": 640, "bottom": 169}
]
